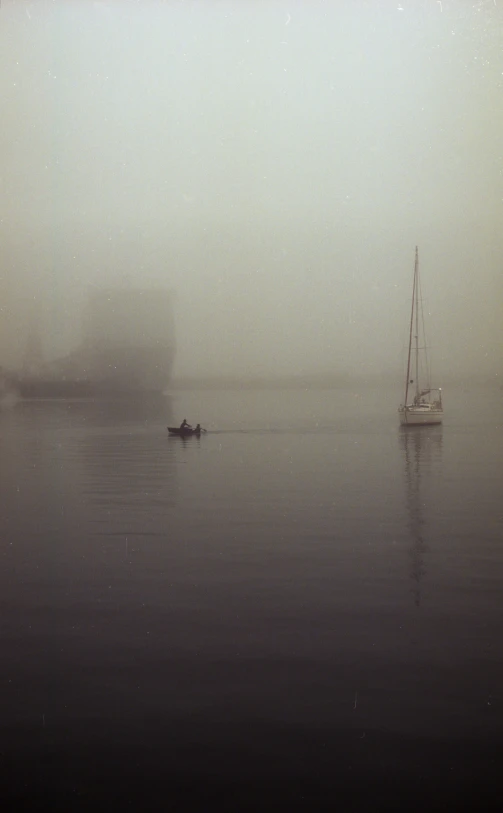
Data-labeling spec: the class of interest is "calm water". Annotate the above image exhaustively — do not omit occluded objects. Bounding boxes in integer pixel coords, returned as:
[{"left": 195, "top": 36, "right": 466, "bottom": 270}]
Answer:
[{"left": 1, "top": 387, "right": 502, "bottom": 809}]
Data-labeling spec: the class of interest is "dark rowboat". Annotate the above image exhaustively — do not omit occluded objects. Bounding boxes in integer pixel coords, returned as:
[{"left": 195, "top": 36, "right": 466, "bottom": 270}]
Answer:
[{"left": 167, "top": 426, "right": 204, "bottom": 436}]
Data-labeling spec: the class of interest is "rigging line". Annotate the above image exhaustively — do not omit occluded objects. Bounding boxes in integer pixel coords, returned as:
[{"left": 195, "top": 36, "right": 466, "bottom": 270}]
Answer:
[
  {"left": 418, "top": 267, "right": 431, "bottom": 390},
  {"left": 404, "top": 253, "right": 417, "bottom": 406}
]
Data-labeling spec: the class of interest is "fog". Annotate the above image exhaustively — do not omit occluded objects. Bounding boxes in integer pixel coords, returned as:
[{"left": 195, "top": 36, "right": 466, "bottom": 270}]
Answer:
[{"left": 1, "top": 0, "right": 502, "bottom": 382}]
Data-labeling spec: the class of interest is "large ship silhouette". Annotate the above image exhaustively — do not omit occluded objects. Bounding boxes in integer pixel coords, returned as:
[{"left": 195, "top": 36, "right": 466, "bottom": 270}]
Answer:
[{"left": 11, "top": 289, "right": 176, "bottom": 397}]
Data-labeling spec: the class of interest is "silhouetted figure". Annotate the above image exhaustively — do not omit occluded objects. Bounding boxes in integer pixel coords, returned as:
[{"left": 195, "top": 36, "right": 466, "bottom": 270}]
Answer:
[{"left": 180, "top": 418, "right": 192, "bottom": 431}]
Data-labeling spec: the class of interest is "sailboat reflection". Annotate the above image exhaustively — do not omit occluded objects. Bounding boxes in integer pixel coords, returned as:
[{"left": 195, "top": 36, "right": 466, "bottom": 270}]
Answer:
[{"left": 400, "top": 426, "right": 443, "bottom": 606}]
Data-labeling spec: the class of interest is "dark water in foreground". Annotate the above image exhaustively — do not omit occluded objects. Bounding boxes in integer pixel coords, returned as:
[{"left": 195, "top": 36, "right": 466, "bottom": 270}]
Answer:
[{"left": 1, "top": 387, "right": 502, "bottom": 810}]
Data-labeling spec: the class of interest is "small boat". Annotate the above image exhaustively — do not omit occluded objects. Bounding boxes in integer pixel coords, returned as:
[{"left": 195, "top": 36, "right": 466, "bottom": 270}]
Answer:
[
  {"left": 167, "top": 426, "right": 205, "bottom": 436},
  {"left": 398, "top": 247, "right": 443, "bottom": 426}
]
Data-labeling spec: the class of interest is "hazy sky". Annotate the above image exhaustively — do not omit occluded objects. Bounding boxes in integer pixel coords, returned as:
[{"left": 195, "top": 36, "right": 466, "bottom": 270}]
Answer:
[{"left": 1, "top": 0, "right": 502, "bottom": 379}]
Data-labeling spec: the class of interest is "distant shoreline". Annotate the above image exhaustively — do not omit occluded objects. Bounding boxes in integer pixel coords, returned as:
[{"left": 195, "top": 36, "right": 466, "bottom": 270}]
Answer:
[
  {"left": 170, "top": 375, "right": 390, "bottom": 391},
  {"left": 169, "top": 375, "right": 500, "bottom": 392}
]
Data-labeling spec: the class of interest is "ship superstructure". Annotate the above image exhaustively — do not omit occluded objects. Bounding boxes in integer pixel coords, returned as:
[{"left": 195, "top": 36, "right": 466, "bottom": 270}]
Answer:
[{"left": 12, "top": 288, "right": 176, "bottom": 397}]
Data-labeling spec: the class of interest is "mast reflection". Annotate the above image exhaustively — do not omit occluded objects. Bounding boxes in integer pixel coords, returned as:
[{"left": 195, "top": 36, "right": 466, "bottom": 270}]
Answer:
[{"left": 400, "top": 426, "right": 443, "bottom": 606}]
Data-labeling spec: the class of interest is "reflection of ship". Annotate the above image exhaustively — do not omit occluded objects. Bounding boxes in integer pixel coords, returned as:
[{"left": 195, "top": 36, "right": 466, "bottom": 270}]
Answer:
[
  {"left": 400, "top": 426, "right": 442, "bottom": 606},
  {"left": 12, "top": 289, "right": 176, "bottom": 397},
  {"left": 70, "top": 392, "right": 174, "bottom": 427}
]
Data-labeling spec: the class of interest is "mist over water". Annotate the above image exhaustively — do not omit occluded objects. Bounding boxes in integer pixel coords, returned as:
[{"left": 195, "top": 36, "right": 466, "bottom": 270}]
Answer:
[
  {"left": 1, "top": 0, "right": 502, "bottom": 381},
  {"left": 1, "top": 1, "right": 503, "bottom": 808},
  {"left": 1, "top": 386, "right": 503, "bottom": 807}
]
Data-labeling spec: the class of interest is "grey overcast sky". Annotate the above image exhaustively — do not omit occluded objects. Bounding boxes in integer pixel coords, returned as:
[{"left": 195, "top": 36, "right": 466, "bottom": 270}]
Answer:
[{"left": 1, "top": 0, "right": 502, "bottom": 379}]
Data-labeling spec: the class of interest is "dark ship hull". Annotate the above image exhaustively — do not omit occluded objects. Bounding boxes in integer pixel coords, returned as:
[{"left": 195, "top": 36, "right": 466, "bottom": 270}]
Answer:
[{"left": 15, "top": 379, "right": 98, "bottom": 399}]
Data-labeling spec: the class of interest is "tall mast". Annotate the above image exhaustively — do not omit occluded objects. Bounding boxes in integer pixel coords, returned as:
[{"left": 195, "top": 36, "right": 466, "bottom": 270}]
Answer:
[
  {"left": 414, "top": 246, "right": 419, "bottom": 401},
  {"left": 404, "top": 247, "right": 417, "bottom": 406}
]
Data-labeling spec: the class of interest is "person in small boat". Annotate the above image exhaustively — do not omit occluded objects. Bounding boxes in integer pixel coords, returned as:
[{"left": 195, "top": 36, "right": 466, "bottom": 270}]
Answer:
[
  {"left": 180, "top": 418, "right": 192, "bottom": 431},
  {"left": 194, "top": 423, "right": 201, "bottom": 433}
]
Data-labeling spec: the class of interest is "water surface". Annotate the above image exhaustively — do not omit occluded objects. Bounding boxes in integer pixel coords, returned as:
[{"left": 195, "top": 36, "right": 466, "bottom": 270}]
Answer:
[{"left": 1, "top": 387, "right": 502, "bottom": 808}]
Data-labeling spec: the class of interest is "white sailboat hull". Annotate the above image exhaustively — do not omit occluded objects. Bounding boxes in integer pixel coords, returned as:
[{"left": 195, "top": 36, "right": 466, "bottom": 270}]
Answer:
[{"left": 399, "top": 406, "right": 443, "bottom": 425}]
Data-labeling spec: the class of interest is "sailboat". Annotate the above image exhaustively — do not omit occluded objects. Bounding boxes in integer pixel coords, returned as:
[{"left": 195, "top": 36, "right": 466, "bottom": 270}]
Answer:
[{"left": 398, "top": 247, "right": 443, "bottom": 425}]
